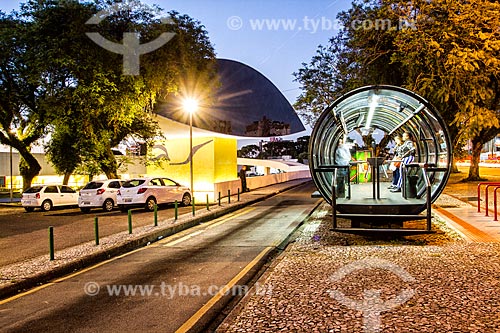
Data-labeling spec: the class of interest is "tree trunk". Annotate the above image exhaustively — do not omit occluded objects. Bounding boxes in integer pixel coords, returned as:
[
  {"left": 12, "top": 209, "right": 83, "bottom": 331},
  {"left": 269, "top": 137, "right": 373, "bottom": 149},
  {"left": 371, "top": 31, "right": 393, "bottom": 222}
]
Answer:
[
  {"left": 17, "top": 147, "right": 42, "bottom": 190},
  {"left": 466, "top": 138, "right": 484, "bottom": 181},
  {"left": 99, "top": 147, "right": 119, "bottom": 179},
  {"left": 63, "top": 172, "right": 71, "bottom": 185},
  {"left": 450, "top": 150, "right": 460, "bottom": 173}
]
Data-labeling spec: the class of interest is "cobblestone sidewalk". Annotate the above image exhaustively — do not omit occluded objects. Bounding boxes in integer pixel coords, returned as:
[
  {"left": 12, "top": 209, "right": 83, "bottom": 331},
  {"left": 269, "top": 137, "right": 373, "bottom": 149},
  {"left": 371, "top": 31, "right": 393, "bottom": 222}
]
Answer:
[{"left": 217, "top": 204, "right": 500, "bottom": 333}]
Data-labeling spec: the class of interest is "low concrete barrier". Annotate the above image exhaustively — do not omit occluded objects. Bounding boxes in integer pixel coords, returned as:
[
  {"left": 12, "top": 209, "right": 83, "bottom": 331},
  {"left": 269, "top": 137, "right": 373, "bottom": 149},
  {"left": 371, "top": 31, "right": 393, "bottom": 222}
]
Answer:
[{"left": 214, "top": 170, "right": 311, "bottom": 200}]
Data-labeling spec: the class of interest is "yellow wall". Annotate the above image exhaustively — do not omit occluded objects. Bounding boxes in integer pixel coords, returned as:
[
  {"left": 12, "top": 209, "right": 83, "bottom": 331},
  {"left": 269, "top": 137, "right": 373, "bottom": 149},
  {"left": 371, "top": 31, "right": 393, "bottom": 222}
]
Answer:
[{"left": 147, "top": 136, "right": 237, "bottom": 201}]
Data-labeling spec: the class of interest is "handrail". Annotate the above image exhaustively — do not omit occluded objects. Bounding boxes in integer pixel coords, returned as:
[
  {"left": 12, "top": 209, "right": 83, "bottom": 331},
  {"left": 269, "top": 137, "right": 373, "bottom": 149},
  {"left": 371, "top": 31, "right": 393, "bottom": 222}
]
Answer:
[
  {"left": 332, "top": 181, "right": 337, "bottom": 229},
  {"left": 494, "top": 186, "right": 500, "bottom": 221},
  {"left": 315, "top": 164, "right": 351, "bottom": 199},
  {"left": 477, "top": 182, "right": 500, "bottom": 213},
  {"left": 484, "top": 184, "right": 500, "bottom": 216}
]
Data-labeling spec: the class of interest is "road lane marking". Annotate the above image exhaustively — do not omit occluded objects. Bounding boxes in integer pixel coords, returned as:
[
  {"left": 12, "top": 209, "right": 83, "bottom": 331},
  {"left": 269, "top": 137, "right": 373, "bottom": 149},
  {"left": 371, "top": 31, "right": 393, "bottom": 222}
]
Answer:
[
  {"left": 0, "top": 207, "right": 257, "bottom": 305},
  {"left": 157, "top": 207, "right": 256, "bottom": 247},
  {"left": 175, "top": 246, "right": 273, "bottom": 333}
]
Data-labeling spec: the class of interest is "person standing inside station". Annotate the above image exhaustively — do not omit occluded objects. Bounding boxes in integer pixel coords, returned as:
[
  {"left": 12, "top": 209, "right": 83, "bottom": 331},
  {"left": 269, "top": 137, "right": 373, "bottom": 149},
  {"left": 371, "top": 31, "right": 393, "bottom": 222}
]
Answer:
[
  {"left": 391, "top": 131, "right": 415, "bottom": 193},
  {"left": 334, "top": 136, "right": 352, "bottom": 198},
  {"left": 388, "top": 135, "right": 403, "bottom": 189}
]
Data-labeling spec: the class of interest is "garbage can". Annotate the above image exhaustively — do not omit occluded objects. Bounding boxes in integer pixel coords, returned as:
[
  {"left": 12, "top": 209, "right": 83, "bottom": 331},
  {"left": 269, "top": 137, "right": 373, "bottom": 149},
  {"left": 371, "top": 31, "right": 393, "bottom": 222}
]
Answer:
[{"left": 406, "top": 175, "right": 419, "bottom": 198}]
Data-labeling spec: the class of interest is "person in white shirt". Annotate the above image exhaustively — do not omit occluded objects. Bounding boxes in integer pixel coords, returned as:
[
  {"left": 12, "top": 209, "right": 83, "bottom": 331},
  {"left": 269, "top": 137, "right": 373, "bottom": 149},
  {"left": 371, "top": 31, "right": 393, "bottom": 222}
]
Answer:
[{"left": 334, "top": 136, "right": 352, "bottom": 197}]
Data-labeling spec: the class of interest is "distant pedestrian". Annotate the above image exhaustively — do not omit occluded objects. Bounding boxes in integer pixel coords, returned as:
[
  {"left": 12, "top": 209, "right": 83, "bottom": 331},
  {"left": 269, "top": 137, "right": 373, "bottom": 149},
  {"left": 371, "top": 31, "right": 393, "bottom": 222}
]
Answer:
[{"left": 239, "top": 165, "right": 249, "bottom": 192}]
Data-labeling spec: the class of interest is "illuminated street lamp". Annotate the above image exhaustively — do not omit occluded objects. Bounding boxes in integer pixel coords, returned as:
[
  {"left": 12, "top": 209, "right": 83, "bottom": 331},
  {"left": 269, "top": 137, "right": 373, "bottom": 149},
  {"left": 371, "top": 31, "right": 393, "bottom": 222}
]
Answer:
[{"left": 183, "top": 98, "right": 199, "bottom": 199}]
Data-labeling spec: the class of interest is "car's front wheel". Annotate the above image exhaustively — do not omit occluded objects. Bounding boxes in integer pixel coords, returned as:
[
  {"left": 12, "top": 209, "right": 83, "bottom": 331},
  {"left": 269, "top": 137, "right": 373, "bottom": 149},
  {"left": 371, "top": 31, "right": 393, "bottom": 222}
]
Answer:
[
  {"left": 41, "top": 200, "right": 53, "bottom": 212},
  {"left": 145, "top": 197, "right": 157, "bottom": 211},
  {"left": 102, "top": 199, "right": 114, "bottom": 212},
  {"left": 181, "top": 193, "right": 191, "bottom": 206},
  {"left": 24, "top": 207, "right": 35, "bottom": 213}
]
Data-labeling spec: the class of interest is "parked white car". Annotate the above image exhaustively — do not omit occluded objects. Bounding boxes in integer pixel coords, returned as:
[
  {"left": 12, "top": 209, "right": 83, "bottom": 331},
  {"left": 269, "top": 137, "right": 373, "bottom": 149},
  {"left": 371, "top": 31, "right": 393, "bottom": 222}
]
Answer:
[
  {"left": 78, "top": 179, "right": 122, "bottom": 213},
  {"left": 117, "top": 177, "right": 191, "bottom": 212},
  {"left": 21, "top": 185, "right": 79, "bottom": 212}
]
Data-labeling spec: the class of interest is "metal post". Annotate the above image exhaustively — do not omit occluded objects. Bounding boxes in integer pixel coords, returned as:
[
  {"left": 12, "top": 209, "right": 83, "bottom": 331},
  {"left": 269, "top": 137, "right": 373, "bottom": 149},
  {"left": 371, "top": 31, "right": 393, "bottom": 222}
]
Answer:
[
  {"left": 486, "top": 185, "right": 491, "bottom": 216},
  {"left": 154, "top": 204, "right": 158, "bottom": 226},
  {"left": 192, "top": 197, "right": 195, "bottom": 216},
  {"left": 346, "top": 166, "right": 351, "bottom": 199},
  {"left": 228, "top": 189, "right": 231, "bottom": 204},
  {"left": 218, "top": 192, "right": 221, "bottom": 206},
  {"left": 9, "top": 145, "right": 13, "bottom": 203},
  {"left": 478, "top": 183, "right": 482, "bottom": 212},
  {"left": 206, "top": 194, "right": 209, "bottom": 211},
  {"left": 174, "top": 200, "right": 178, "bottom": 220},
  {"left": 332, "top": 178, "right": 337, "bottom": 230},
  {"left": 238, "top": 188, "right": 240, "bottom": 201},
  {"left": 94, "top": 216, "right": 99, "bottom": 245},
  {"left": 494, "top": 187, "right": 500, "bottom": 221},
  {"left": 128, "top": 209, "right": 132, "bottom": 234},
  {"left": 402, "top": 165, "right": 407, "bottom": 199},
  {"left": 372, "top": 160, "right": 376, "bottom": 199},
  {"left": 49, "top": 226, "right": 54, "bottom": 260},
  {"left": 426, "top": 184, "right": 432, "bottom": 231}
]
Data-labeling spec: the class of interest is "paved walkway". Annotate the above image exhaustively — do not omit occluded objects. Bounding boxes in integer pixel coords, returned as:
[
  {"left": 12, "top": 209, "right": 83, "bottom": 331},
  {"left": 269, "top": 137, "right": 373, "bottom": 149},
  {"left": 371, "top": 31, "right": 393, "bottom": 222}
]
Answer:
[{"left": 434, "top": 193, "right": 500, "bottom": 242}]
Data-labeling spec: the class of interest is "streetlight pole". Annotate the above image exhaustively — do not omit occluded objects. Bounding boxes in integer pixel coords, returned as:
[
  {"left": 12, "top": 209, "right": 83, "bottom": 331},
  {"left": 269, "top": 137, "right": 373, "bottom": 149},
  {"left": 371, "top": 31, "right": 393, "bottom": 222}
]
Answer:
[
  {"left": 183, "top": 98, "right": 198, "bottom": 199},
  {"left": 9, "top": 145, "right": 13, "bottom": 202},
  {"left": 189, "top": 109, "right": 193, "bottom": 200}
]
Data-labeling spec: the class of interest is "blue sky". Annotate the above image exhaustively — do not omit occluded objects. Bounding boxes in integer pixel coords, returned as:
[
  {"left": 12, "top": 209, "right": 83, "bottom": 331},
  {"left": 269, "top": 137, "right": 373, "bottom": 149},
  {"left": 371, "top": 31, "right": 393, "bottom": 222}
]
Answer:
[{"left": 1, "top": 0, "right": 353, "bottom": 143}]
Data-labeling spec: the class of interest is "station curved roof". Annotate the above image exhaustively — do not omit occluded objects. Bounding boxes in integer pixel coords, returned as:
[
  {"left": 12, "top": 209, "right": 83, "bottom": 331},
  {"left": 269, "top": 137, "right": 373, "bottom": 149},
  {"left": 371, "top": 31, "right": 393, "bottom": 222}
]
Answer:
[{"left": 156, "top": 59, "right": 305, "bottom": 138}]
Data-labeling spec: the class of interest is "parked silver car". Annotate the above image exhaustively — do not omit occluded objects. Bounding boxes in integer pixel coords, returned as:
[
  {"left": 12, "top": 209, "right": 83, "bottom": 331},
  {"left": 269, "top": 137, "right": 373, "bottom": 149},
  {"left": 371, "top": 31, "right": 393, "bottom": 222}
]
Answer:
[{"left": 117, "top": 177, "right": 191, "bottom": 212}]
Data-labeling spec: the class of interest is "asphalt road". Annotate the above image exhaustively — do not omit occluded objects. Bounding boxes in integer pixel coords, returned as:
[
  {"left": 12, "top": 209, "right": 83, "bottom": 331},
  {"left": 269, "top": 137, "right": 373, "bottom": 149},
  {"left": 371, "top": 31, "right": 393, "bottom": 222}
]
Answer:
[
  {"left": 0, "top": 182, "right": 320, "bottom": 333},
  {"left": 0, "top": 204, "right": 194, "bottom": 266}
]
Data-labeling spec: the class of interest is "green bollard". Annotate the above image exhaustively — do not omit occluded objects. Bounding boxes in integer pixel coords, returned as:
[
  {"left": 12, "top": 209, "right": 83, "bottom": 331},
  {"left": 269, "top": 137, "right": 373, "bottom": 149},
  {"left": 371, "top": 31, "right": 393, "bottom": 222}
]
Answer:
[
  {"left": 94, "top": 216, "right": 99, "bottom": 245},
  {"left": 49, "top": 226, "right": 54, "bottom": 261},
  {"left": 218, "top": 192, "right": 221, "bottom": 206},
  {"left": 154, "top": 204, "right": 158, "bottom": 226},
  {"left": 206, "top": 194, "right": 210, "bottom": 211},
  {"left": 228, "top": 189, "right": 231, "bottom": 204},
  {"left": 174, "top": 200, "right": 178, "bottom": 220},
  {"left": 192, "top": 197, "right": 195, "bottom": 216},
  {"left": 128, "top": 209, "right": 132, "bottom": 234},
  {"left": 238, "top": 188, "right": 240, "bottom": 201}
]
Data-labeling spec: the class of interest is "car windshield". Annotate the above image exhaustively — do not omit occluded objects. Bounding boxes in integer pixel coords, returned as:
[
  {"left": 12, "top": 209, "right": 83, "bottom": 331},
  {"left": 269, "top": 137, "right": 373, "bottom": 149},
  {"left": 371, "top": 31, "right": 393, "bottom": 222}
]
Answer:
[
  {"left": 122, "top": 179, "right": 145, "bottom": 188},
  {"left": 83, "top": 182, "right": 104, "bottom": 190},
  {"left": 24, "top": 186, "right": 43, "bottom": 193}
]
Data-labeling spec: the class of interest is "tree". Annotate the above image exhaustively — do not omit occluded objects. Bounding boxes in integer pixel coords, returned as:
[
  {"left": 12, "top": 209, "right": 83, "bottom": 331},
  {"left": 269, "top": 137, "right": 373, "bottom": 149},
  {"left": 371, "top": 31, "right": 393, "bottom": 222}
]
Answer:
[
  {"left": 392, "top": 0, "right": 500, "bottom": 180},
  {"left": 0, "top": 12, "right": 52, "bottom": 189},
  {"left": 238, "top": 144, "right": 260, "bottom": 158},
  {"left": 294, "top": 0, "right": 500, "bottom": 180},
  {"left": 21, "top": 1, "right": 217, "bottom": 181},
  {"left": 294, "top": 0, "right": 405, "bottom": 127}
]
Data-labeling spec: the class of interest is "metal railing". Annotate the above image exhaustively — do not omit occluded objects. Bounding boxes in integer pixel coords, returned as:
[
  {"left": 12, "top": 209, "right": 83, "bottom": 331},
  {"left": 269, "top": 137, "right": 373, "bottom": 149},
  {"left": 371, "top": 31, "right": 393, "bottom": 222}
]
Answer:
[
  {"left": 328, "top": 163, "right": 443, "bottom": 231},
  {"left": 477, "top": 182, "right": 500, "bottom": 213}
]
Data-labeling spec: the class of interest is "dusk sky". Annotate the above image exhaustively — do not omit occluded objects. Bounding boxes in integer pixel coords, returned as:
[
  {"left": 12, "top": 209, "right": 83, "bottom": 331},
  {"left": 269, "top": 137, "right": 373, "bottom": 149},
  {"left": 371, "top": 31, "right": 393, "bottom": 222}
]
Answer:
[{"left": 1, "top": 0, "right": 353, "bottom": 142}]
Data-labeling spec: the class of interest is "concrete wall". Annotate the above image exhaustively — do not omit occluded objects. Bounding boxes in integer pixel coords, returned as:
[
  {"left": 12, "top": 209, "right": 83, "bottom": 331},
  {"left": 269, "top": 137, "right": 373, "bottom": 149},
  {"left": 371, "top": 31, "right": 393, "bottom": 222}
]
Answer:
[
  {"left": 214, "top": 170, "right": 311, "bottom": 202},
  {"left": 0, "top": 151, "right": 147, "bottom": 189}
]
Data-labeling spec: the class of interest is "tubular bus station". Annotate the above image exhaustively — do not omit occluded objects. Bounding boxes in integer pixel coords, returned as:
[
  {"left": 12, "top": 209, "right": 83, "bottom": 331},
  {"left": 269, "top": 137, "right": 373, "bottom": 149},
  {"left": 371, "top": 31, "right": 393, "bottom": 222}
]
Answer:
[{"left": 309, "top": 85, "right": 452, "bottom": 234}]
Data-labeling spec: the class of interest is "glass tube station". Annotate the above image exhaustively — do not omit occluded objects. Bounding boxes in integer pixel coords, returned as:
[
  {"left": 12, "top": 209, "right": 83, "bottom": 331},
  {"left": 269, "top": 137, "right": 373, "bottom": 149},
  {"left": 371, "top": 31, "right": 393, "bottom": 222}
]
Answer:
[{"left": 309, "top": 85, "right": 452, "bottom": 230}]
